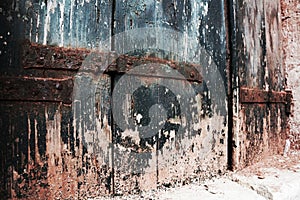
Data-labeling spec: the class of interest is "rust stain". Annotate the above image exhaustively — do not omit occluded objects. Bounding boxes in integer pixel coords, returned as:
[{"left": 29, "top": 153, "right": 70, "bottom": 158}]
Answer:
[
  {"left": 240, "top": 87, "right": 292, "bottom": 105},
  {"left": 22, "top": 41, "right": 90, "bottom": 71},
  {"left": 236, "top": 103, "right": 287, "bottom": 169},
  {"left": 21, "top": 42, "right": 203, "bottom": 83}
]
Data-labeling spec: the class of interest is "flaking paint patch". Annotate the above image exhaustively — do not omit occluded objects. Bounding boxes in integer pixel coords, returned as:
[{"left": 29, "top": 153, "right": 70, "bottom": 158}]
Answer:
[
  {"left": 59, "top": 0, "right": 65, "bottom": 47},
  {"left": 158, "top": 113, "right": 227, "bottom": 184},
  {"left": 45, "top": 105, "right": 63, "bottom": 199},
  {"left": 199, "top": 2, "right": 208, "bottom": 17},
  {"left": 242, "top": 0, "right": 264, "bottom": 88}
]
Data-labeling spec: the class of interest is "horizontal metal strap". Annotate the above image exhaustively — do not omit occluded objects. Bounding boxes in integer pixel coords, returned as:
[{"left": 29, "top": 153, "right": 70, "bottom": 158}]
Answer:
[
  {"left": 22, "top": 42, "right": 203, "bottom": 83},
  {"left": 22, "top": 41, "right": 90, "bottom": 71},
  {"left": 240, "top": 87, "right": 292, "bottom": 104},
  {"left": 0, "top": 77, "right": 73, "bottom": 104}
]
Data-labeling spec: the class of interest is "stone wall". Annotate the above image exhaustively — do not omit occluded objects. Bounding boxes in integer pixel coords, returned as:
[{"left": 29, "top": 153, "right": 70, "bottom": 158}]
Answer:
[{"left": 281, "top": 0, "right": 300, "bottom": 149}]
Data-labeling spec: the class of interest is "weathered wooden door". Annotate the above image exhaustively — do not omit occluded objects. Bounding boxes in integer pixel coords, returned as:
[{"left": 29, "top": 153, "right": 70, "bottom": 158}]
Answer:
[
  {"left": 0, "top": 0, "right": 228, "bottom": 198},
  {"left": 0, "top": 0, "right": 290, "bottom": 199}
]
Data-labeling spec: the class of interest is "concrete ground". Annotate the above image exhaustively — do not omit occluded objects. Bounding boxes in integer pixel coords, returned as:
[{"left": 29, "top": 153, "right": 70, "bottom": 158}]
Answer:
[{"left": 94, "top": 151, "right": 300, "bottom": 200}]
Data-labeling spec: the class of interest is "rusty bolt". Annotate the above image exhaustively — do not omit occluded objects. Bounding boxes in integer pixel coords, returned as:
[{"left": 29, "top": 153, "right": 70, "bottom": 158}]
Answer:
[{"left": 190, "top": 72, "right": 195, "bottom": 78}]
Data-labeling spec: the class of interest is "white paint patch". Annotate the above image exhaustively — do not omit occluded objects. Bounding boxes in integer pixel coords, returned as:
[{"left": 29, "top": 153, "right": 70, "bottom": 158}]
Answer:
[
  {"left": 36, "top": 14, "right": 40, "bottom": 43},
  {"left": 136, "top": 113, "right": 143, "bottom": 124},
  {"left": 200, "top": 2, "right": 208, "bottom": 16},
  {"left": 168, "top": 118, "right": 181, "bottom": 125},
  {"left": 43, "top": 3, "right": 50, "bottom": 45},
  {"left": 29, "top": 18, "right": 32, "bottom": 41},
  {"left": 69, "top": 0, "right": 73, "bottom": 38},
  {"left": 59, "top": 0, "right": 65, "bottom": 47},
  {"left": 163, "top": 131, "right": 168, "bottom": 137},
  {"left": 122, "top": 129, "right": 140, "bottom": 144},
  {"left": 43, "top": 0, "right": 59, "bottom": 45}
]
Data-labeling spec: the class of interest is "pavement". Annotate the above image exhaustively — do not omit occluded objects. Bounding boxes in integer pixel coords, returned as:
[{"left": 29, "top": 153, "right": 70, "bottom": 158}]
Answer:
[
  {"left": 159, "top": 163, "right": 300, "bottom": 200},
  {"left": 94, "top": 151, "right": 300, "bottom": 200}
]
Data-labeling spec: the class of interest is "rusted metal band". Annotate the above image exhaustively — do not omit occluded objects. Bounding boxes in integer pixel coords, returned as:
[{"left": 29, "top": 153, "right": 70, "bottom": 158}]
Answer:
[
  {"left": 22, "top": 42, "right": 202, "bottom": 83},
  {"left": 240, "top": 87, "right": 292, "bottom": 104},
  {"left": 22, "top": 41, "right": 90, "bottom": 71},
  {"left": 110, "top": 55, "right": 203, "bottom": 83},
  {"left": 0, "top": 77, "right": 73, "bottom": 104}
]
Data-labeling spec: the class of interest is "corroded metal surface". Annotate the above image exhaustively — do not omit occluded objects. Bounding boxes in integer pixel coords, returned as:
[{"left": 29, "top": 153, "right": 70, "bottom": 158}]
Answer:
[
  {"left": 0, "top": 76, "right": 73, "bottom": 103},
  {"left": 21, "top": 42, "right": 203, "bottom": 82},
  {"left": 22, "top": 41, "right": 90, "bottom": 71},
  {"left": 240, "top": 87, "right": 292, "bottom": 104},
  {"left": 112, "top": 55, "right": 203, "bottom": 83}
]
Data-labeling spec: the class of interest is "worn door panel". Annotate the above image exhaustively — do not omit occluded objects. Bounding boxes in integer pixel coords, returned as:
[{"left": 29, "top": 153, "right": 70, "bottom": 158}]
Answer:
[
  {"left": 111, "top": 0, "right": 228, "bottom": 194},
  {"left": 0, "top": 73, "right": 113, "bottom": 198},
  {"left": 230, "top": 0, "right": 288, "bottom": 169},
  {"left": 264, "top": 0, "right": 285, "bottom": 91},
  {"left": 111, "top": 60, "right": 227, "bottom": 195}
]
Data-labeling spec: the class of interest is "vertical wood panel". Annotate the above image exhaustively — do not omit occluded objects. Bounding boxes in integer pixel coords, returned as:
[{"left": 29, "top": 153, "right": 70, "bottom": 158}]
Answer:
[
  {"left": 264, "top": 0, "right": 284, "bottom": 91},
  {"left": 113, "top": 0, "right": 228, "bottom": 194},
  {"left": 73, "top": 74, "right": 113, "bottom": 198},
  {"left": 231, "top": 0, "right": 287, "bottom": 169},
  {"left": 22, "top": 0, "right": 112, "bottom": 48}
]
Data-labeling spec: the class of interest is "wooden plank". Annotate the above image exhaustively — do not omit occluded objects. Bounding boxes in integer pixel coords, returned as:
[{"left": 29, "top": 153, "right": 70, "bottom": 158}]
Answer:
[
  {"left": 264, "top": 0, "right": 285, "bottom": 91},
  {"left": 24, "top": 0, "right": 112, "bottom": 49},
  {"left": 2, "top": 0, "right": 114, "bottom": 198},
  {"left": 113, "top": 0, "right": 228, "bottom": 193},
  {"left": 112, "top": 75, "right": 158, "bottom": 195},
  {"left": 235, "top": 0, "right": 266, "bottom": 88},
  {"left": 73, "top": 74, "right": 113, "bottom": 197}
]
